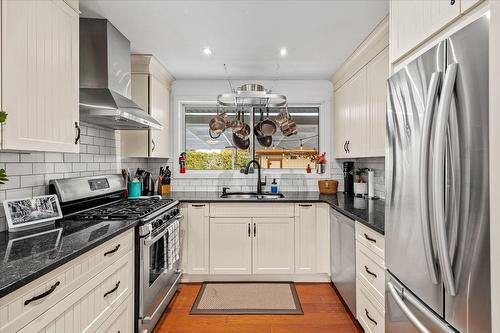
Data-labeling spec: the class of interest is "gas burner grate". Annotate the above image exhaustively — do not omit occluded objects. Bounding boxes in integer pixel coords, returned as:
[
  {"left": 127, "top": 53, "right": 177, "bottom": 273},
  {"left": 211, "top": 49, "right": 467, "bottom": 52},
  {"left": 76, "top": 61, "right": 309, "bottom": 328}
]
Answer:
[{"left": 71, "top": 198, "right": 175, "bottom": 221}]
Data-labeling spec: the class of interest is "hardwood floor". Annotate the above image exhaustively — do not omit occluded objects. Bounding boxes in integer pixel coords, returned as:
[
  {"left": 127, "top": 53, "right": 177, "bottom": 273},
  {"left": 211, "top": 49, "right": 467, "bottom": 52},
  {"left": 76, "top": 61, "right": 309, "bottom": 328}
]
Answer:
[{"left": 153, "top": 283, "right": 363, "bottom": 333}]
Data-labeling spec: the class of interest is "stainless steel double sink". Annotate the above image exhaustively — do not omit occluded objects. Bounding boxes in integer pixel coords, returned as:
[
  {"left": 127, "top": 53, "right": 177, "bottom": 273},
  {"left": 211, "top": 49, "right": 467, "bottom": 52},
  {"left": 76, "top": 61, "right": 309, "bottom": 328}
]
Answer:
[{"left": 220, "top": 192, "right": 285, "bottom": 199}]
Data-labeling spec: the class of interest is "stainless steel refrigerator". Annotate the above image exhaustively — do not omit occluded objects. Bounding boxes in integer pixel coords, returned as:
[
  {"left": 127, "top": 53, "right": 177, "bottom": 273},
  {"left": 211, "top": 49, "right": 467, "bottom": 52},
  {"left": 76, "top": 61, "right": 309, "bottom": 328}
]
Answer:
[{"left": 385, "top": 14, "right": 490, "bottom": 333}]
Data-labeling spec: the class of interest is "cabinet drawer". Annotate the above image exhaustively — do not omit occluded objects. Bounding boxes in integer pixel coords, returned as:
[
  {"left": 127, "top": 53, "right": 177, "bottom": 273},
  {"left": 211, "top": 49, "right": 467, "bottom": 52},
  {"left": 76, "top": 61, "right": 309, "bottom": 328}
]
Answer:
[
  {"left": 0, "top": 229, "right": 134, "bottom": 332},
  {"left": 357, "top": 280, "right": 385, "bottom": 333},
  {"left": 355, "top": 222, "right": 384, "bottom": 260},
  {"left": 357, "top": 242, "right": 385, "bottom": 306},
  {"left": 210, "top": 203, "right": 294, "bottom": 217},
  {"left": 96, "top": 294, "right": 134, "bottom": 333},
  {"left": 17, "top": 250, "right": 133, "bottom": 333}
]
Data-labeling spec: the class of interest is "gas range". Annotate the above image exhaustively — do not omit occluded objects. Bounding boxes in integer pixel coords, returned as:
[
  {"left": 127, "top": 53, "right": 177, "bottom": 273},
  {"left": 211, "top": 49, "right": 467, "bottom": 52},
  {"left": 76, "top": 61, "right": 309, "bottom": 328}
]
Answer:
[{"left": 49, "top": 174, "right": 183, "bottom": 333}]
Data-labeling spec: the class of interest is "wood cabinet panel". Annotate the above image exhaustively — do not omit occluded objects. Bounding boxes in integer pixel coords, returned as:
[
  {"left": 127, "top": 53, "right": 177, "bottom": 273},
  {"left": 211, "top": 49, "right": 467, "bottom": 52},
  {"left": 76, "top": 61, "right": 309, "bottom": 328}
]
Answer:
[
  {"left": 185, "top": 204, "right": 210, "bottom": 274},
  {"left": 16, "top": 251, "right": 133, "bottom": 333},
  {"left": 1, "top": 0, "right": 79, "bottom": 152},
  {"left": 252, "top": 218, "right": 294, "bottom": 274},
  {"left": 210, "top": 218, "right": 252, "bottom": 274},
  {"left": 366, "top": 48, "right": 389, "bottom": 157},
  {"left": 294, "top": 204, "right": 317, "bottom": 273}
]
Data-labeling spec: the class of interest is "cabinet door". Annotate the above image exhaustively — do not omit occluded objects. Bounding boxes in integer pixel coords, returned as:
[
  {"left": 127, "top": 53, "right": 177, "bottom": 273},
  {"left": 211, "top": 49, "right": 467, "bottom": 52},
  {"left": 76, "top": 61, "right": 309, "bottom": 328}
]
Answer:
[
  {"left": 2, "top": 0, "right": 79, "bottom": 152},
  {"left": 252, "top": 218, "right": 294, "bottom": 274},
  {"left": 210, "top": 217, "right": 252, "bottom": 274},
  {"left": 295, "top": 204, "right": 317, "bottom": 273},
  {"left": 366, "top": 48, "right": 389, "bottom": 157},
  {"left": 390, "top": 0, "right": 459, "bottom": 62},
  {"left": 334, "top": 84, "right": 349, "bottom": 159},
  {"left": 149, "top": 76, "right": 170, "bottom": 158},
  {"left": 461, "top": 0, "right": 483, "bottom": 13},
  {"left": 345, "top": 67, "right": 367, "bottom": 157},
  {"left": 185, "top": 204, "right": 210, "bottom": 274},
  {"left": 121, "top": 73, "right": 149, "bottom": 157}
]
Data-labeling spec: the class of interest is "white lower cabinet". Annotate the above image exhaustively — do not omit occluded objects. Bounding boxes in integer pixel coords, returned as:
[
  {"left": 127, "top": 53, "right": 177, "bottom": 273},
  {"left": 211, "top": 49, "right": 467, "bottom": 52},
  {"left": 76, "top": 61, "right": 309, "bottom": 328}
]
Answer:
[
  {"left": 295, "top": 203, "right": 317, "bottom": 273},
  {"left": 210, "top": 217, "right": 253, "bottom": 274},
  {"left": 95, "top": 294, "right": 134, "bottom": 333},
  {"left": 190, "top": 202, "right": 330, "bottom": 279},
  {"left": 252, "top": 218, "right": 295, "bottom": 274},
  {"left": 355, "top": 222, "right": 385, "bottom": 332},
  {"left": 0, "top": 230, "right": 134, "bottom": 333},
  {"left": 357, "top": 281, "right": 385, "bottom": 333},
  {"left": 184, "top": 203, "right": 210, "bottom": 274}
]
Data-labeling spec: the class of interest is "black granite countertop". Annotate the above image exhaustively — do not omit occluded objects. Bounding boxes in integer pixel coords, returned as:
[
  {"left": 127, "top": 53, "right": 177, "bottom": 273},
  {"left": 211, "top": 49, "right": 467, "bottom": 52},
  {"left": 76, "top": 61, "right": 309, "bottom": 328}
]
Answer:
[
  {"left": 0, "top": 218, "right": 138, "bottom": 298},
  {"left": 163, "top": 191, "right": 385, "bottom": 235}
]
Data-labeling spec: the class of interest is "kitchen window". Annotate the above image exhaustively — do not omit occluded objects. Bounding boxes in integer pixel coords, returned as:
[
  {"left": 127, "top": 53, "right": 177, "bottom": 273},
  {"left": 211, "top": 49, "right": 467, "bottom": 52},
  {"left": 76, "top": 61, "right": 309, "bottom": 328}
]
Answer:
[{"left": 184, "top": 106, "right": 319, "bottom": 170}]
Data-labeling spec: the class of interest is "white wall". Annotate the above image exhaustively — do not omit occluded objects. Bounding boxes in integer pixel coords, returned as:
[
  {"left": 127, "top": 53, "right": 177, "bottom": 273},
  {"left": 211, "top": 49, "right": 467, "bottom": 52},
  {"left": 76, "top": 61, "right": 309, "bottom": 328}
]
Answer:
[
  {"left": 168, "top": 79, "right": 342, "bottom": 192},
  {"left": 490, "top": 1, "right": 499, "bottom": 331}
]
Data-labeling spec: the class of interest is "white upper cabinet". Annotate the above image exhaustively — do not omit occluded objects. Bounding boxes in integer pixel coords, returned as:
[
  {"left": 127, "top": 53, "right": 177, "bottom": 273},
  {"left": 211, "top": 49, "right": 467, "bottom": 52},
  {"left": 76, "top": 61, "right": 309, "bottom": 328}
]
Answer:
[
  {"left": 332, "top": 17, "right": 389, "bottom": 159},
  {"left": 366, "top": 49, "right": 389, "bottom": 157},
  {"left": 1, "top": 0, "right": 80, "bottom": 153},
  {"left": 390, "top": 0, "right": 484, "bottom": 63},
  {"left": 121, "top": 55, "right": 174, "bottom": 158}
]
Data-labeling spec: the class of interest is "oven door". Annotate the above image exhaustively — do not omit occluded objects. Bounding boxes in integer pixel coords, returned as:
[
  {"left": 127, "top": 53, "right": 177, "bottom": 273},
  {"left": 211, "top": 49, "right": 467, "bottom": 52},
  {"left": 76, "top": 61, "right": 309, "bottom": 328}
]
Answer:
[{"left": 139, "top": 214, "right": 183, "bottom": 333}]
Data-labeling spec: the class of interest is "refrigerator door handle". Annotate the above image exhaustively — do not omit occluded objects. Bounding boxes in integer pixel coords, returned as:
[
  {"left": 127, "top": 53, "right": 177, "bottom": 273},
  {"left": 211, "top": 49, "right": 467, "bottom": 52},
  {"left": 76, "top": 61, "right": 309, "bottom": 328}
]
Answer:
[
  {"left": 419, "top": 71, "right": 441, "bottom": 285},
  {"left": 388, "top": 281, "right": 455, "bottom": 333},
  {"left": 387, "top": 281, "right": 431, "bottom": 333},
  {"left": 432, "top": 63, "right": 459, "bottom": 297}
]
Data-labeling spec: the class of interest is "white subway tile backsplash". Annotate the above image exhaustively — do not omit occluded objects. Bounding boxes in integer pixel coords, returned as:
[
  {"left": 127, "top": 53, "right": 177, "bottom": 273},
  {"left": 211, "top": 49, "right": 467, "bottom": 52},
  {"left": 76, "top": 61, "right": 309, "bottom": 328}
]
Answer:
[
  {"left": 20, "top": 175, "right": 45, "bottom": 187},
  {"left": 32, "top": 163, "right": 55, "bottom": 174},
  {"left": 6, "top": 188, "right": 32, "bottom": 199},
  {"left": 54, "top": 163, "right": 72, "bottom": 173},
  {"left": 45, "top": 152, "right": 63, "bottom": 162},
  {"left": 0, "top": 153, "right": 20, "bottom": 162},
  {"left": 64, "top": 153, "right": 80, "bottom": 163},
  {"left": 6, "top": 163, "right": 33, "bottom": 176},
  {"left": 72, "top": 163, "right": 87, "bottom": 172},
  {"left": 80, "top": 154, "right": 94, "bottom": 163},
  {"left": 0, "top": 176, "right": 20, "bottom": 190},
  {"left": 20, "top": 152, "right": 45, "bottom": 162},
  {"left": 87, "top": 145, "right": 100, "bottom": 154}
]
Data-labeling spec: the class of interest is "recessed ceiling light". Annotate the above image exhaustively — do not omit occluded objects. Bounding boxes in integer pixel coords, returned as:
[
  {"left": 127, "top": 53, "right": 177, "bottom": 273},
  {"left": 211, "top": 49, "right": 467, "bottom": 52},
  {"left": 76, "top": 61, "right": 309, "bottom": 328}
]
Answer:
[
  {"left": 280, "top": 48, "right": 287, "bottom": 57},
  {"left": 202, "top": 47, "right": 212, "bottom": 56}
]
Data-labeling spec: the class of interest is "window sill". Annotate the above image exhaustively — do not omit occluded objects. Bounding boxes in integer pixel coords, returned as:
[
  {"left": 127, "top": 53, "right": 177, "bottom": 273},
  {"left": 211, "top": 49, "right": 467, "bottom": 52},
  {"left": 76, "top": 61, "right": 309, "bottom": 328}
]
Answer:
[{"left": 174, "top": 169, "right": 332, "bottom": 179}]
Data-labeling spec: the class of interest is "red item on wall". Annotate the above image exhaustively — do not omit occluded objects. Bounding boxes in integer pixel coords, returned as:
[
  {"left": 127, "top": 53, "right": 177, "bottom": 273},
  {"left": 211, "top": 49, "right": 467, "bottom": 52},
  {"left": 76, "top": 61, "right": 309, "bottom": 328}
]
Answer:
[{"left": 179, "top": 152, "right": 187, "bottom": 174}]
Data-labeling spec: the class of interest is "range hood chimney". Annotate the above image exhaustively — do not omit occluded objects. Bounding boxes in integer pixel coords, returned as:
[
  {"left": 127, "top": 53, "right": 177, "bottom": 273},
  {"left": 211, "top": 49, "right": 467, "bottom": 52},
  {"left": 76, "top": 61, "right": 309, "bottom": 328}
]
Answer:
[{"left": 79, "top": 18, "right": 162, "bottom": 130}]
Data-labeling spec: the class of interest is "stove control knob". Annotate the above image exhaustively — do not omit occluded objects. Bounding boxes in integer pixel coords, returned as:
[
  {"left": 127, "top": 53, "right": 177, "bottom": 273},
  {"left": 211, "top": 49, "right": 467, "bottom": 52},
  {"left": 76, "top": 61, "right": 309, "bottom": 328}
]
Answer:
[{"left": 163, "top": 214, "right": 169, "bottom": 220}]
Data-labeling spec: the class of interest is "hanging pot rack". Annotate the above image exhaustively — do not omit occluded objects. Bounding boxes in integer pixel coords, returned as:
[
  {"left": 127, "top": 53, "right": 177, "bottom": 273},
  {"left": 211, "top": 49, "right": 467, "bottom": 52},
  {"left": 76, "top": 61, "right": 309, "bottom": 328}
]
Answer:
[{"left": 217, "top": 84, "right": 287, "bottom": 108}]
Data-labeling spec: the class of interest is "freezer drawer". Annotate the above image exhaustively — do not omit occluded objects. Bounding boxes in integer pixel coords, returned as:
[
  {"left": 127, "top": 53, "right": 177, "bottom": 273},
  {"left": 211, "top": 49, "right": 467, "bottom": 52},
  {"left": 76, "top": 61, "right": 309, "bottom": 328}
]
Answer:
[
  {"left": 385, "top": 272, "right": 455, "bottom": 333},
  {"left": 330, "top": 209, "right": 356, "bottom": 316}
]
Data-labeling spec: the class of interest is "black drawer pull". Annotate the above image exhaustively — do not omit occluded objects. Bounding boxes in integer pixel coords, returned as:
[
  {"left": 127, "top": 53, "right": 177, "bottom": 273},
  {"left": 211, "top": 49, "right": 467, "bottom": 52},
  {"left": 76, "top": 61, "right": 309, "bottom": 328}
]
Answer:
[
  {"left": 364, "top": 233, "right": 377, "bottom": 243},
  {"left": 24, "top": 281, "right": 60, "bottom": 305},
  {"left": 450, "top": 0, "right": 455, "bottom": 5},
  {"left": 298, "top": 204, "right": 312, "bottom": 207},
  {"left": 253, "top": 223, "right": 257, "bottom": 237},
  {"left": 248, "top": 223, "right": 251, "bottom": 237},
  {"left": 365, "top": 309, "right": 378, "bottom": 325},
  {"left": 104, "top": 281, "right": 121, "bottom": 298},
  {"left": 104, "top": 244, "right": 120, "bottom": 256},
  {"left": 192, "top": 204, "right": 205, "bottom": 207},
  {"left": 364, "top": 265, "right": 377, "bottom": 278}
]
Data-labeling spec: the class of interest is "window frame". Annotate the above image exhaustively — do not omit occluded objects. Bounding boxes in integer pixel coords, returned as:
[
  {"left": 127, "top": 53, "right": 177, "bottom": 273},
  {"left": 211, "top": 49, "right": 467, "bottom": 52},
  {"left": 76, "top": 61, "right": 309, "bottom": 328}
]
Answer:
[{"left": 173, "top": 99, "right": 330, "bottom": 178}]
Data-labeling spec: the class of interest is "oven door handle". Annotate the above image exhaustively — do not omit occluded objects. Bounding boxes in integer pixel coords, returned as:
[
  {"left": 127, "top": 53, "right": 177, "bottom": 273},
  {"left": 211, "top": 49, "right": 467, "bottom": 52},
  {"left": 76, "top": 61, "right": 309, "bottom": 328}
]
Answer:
[{"left": 143, "top": 215, "right": 183, "bottom": 246}]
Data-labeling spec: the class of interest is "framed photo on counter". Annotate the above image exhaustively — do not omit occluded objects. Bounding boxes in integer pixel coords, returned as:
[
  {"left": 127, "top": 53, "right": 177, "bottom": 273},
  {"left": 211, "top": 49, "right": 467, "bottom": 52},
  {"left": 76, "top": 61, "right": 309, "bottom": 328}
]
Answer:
[{"left": 3, "top": 195, "right": 63, "bottom": 231}]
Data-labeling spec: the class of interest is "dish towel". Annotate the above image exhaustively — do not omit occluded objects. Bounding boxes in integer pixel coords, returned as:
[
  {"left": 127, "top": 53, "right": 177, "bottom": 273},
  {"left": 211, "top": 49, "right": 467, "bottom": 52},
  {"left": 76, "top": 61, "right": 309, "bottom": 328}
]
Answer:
[{"left": 167, "top": 220, "right": 180, "bottom": 270}]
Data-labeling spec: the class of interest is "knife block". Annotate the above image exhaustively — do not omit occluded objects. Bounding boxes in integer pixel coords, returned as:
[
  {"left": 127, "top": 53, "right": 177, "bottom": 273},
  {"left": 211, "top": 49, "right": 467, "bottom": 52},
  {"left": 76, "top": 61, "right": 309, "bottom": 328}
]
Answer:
[{"left": 157, "top": 177, "right": 171, "bottom": 195}]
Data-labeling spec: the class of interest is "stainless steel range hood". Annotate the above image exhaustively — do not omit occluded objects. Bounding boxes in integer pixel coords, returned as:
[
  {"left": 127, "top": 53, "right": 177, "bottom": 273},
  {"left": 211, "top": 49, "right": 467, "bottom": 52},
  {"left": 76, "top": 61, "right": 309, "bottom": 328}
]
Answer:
[{"left": 79, "top": 18, "right": 162, "bottom": 130}]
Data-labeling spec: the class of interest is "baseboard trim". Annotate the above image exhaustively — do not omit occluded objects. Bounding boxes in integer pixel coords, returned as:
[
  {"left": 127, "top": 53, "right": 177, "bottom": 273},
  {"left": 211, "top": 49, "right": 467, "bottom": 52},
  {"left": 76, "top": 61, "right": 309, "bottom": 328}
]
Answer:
[{"left": 181, "top": 273, "right": 331, "bottom": 283}]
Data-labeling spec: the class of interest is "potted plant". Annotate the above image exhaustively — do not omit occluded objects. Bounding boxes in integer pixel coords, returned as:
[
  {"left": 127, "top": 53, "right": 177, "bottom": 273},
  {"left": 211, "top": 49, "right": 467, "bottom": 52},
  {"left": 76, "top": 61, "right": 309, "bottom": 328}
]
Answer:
[
  {"left": 354, "top": 167, "right": 369, "bottom": 196},
  {"left": 311, "top": 152, "right": 327, "bottom": 174}
]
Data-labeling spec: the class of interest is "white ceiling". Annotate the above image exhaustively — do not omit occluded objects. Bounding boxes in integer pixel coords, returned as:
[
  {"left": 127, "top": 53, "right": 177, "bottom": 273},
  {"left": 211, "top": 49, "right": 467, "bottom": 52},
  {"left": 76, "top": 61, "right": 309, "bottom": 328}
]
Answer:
[{"left": 80, "top": 0, "right": 389, "bottom": 80}]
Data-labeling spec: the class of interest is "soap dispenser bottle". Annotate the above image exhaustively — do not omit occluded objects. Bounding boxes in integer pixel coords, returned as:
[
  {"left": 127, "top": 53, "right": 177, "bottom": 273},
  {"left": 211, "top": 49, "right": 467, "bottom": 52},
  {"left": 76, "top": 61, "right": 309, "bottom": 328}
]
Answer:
[{"left": 271, "top": 179, "right": 278, "bottom": 193}]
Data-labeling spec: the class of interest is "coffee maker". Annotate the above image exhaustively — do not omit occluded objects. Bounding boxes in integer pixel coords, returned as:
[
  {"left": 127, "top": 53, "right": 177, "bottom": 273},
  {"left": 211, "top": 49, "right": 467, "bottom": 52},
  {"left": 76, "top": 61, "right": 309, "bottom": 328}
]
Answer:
[{"left": 343, "top": 162, "right": 354, "bottom": 195}]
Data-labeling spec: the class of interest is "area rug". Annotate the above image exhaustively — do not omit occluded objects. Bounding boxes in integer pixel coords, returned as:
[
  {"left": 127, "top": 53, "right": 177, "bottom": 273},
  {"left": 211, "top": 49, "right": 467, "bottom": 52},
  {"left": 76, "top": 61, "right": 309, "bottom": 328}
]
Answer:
[{"left": 190, "top": 282, "right": 303, "bottom": 315}]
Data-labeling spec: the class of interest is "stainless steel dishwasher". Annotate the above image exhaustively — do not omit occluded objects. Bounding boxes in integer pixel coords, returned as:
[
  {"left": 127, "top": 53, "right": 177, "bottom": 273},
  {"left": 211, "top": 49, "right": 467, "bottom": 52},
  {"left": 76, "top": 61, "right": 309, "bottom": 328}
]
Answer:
[{"left": 330, "top": 208, "right": 356, "bottom": 316}]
